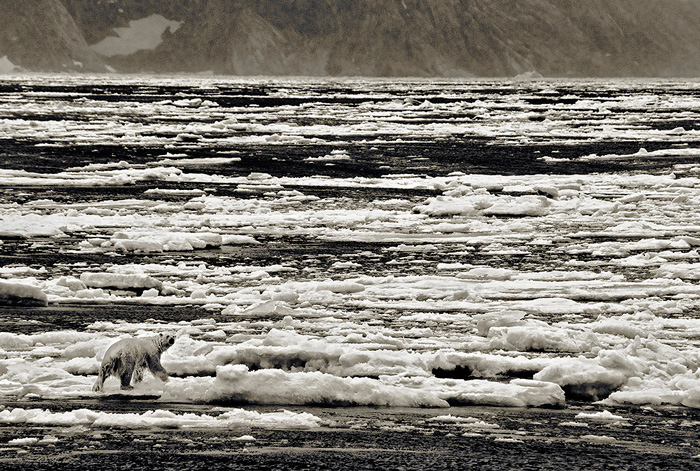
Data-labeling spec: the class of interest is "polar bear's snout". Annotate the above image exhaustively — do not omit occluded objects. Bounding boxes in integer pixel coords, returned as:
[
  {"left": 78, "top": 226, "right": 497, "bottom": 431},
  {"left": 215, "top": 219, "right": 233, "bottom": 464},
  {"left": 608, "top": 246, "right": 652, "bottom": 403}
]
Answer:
[{"left": 160, "top": 333, "right": 176, "bottom": 350}]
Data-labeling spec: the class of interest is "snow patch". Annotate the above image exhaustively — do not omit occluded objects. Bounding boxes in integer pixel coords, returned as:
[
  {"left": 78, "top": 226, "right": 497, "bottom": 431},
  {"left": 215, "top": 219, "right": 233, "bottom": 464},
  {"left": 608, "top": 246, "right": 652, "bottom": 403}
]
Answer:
[
  {"left": 91, "top": 15, "right": 183, "bottom": 57},
  {"left": 0, "top": 56, "right": 19, "bottom": 74}
]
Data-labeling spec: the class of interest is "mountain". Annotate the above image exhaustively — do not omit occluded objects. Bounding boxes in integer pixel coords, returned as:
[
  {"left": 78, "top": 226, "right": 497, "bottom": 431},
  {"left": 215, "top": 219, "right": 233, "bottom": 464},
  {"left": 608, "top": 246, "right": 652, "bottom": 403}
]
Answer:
[
  {"left": 3, "top": 0, "right": 700, "bottom": 77},
  {"left": 0, "top": 0, "right": 104, "bottom": 72}
]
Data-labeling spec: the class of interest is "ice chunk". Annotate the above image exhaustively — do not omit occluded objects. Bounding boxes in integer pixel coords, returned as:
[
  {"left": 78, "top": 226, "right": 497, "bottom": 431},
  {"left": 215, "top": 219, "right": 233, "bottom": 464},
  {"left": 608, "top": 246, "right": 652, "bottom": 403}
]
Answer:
[
  {"left": 316, "top": 280, "right": 365, "bottom": 294},
  {"left": 304, "top": 150, "right": 352, "bottom": 162},
  {"left": 0, "top": 281, "right": 48, "bottom": 307},
  {"left": 221, "top": 235, "right": 259, "bottom": 245},
  {"left": 163, "top": 365, "right": 448, "bottom": 408},
  {"left": 474, "top": 311, "right": 527, "bottom": 336},
  {"left": 238, "top": 300, "right": 295, "bottom": 317},
  {"left": 107, "top": 231, "right": 223, "bottom": 253},
  {"left": 575, "top": 410, "right": 628, "bottom": 424},
  {"left": 8, "top": 437, "right": 39, "bottom": 446},
  {"left": 80, "top": 273, "right": 162, "bottom": 291},
  {"left": 0, "top": 407, "right": 322, "bottom": 430},
  {"left": 395, "top": 377, "right": 565, "bottom": 407},
  {"left": 447, "top": 379, "right": 565, "bottom": 407},
  {"left": 534, "top": 356, "right": 633, "bottom": 401},
  {"left": 482, "top": 195, "right": 552, "bottom": 217}
]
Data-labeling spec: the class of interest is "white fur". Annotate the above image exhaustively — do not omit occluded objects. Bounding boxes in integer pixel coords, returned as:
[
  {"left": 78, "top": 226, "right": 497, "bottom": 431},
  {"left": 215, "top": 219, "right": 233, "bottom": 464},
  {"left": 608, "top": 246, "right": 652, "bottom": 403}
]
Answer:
[{"left": 93, "top": 333, "right": 175, "bottom": 392}]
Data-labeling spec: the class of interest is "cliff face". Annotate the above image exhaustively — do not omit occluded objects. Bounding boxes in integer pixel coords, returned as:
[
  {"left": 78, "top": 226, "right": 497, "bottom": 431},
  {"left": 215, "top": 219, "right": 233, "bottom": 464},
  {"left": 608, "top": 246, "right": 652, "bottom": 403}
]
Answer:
[
  {"left": 5, "top": 0, "right": 700, "bottom": 77},
  {"left": 0, "top": 0, "right": 104, "bottom": 72}
]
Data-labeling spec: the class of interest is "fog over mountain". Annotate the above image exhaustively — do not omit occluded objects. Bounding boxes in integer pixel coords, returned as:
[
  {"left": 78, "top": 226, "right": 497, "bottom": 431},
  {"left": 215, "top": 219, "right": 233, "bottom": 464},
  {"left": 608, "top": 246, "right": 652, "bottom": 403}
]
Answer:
[{"left": 2, "top": 0, "right": 700, "bottom": 77}]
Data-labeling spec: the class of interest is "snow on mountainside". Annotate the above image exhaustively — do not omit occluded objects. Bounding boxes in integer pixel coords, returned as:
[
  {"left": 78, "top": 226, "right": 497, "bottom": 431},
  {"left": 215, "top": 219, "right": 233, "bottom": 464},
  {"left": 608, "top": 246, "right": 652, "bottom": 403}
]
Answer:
[{"left": 4, "top": 0, "right": 700, "bottom": 76}]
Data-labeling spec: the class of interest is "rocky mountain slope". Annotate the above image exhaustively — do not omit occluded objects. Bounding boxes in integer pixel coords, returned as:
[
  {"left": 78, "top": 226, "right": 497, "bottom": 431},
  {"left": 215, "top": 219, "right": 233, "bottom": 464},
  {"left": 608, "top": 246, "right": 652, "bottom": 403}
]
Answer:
[
  {"left": 0, "top": 0, "right": 104, "bottom": 72},
  {"left": 3, "top": 0, "right": 700, "bottom": 77}
]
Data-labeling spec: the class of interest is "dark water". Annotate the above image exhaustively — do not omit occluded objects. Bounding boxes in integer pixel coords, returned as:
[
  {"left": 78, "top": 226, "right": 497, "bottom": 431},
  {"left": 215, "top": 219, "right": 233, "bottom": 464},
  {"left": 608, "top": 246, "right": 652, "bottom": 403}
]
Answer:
[{"left": 1, "top": 78, "right": 699, "bottom": 178}]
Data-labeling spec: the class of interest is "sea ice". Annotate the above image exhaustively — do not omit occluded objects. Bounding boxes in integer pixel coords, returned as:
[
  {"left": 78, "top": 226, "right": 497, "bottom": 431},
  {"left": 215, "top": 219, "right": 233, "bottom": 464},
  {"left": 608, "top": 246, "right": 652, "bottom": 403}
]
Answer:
[
  {"left": 5, "top": 77, "right": 700, "bottom": 416},
  {"left": 0, "top": 281, "right": 48, "bottom": 307},
  {"left": 162, "top": 365, "right": 449, "bottom": 407},
  {"left": 0, "top": 407, "right": 322, "bottom": 430}
]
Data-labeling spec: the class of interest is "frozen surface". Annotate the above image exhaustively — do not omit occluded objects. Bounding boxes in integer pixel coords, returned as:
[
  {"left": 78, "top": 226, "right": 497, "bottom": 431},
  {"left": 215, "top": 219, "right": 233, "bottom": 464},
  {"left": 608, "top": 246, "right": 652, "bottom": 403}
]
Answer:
[
  {"left": 0, "top": 406, "right": 321, "bottom": 429},
  {"left": 2, "top": 76, "right": 700, "bottom": 464},
  {"left": 0, "top": 281, "right": 47, "bottom": 306}
]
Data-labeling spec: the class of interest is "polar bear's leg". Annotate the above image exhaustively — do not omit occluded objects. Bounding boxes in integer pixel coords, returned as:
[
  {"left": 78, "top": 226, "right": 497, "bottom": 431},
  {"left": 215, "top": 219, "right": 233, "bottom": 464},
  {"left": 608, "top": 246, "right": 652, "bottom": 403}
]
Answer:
[
  {"left": 119, "top": 371, "right": 134, "bottom": 389},
  {"left": 147, "top": 356, "right": 169, "bottom": 382},
  {"left": 92, "top": 367, "right": 105, "bottom": 392},
  {"left": 132, "top": 365, "right": 144, "bottom": 384},
  {"left": 92, "top": 372, "right": 103, "bottom": 392},
  {"left": 119, "top": 359, "right": 135, "bottom": 390},
  {"left": 93, "top": 362, "right": 113, "bottom": 392}
]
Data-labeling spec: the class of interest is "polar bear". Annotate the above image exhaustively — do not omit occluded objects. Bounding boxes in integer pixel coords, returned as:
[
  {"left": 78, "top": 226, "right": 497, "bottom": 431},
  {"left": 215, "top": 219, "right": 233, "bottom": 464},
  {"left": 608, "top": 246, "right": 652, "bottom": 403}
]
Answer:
[{"left": 93, "top": 333, "right": 175, "bottom": 392}]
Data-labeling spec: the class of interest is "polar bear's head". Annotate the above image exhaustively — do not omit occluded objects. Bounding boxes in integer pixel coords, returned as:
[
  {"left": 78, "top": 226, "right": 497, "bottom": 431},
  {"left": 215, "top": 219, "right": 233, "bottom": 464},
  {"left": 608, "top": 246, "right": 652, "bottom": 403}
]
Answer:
[{"left": 157, "top": 333, "right": 176, "bottom": 352}]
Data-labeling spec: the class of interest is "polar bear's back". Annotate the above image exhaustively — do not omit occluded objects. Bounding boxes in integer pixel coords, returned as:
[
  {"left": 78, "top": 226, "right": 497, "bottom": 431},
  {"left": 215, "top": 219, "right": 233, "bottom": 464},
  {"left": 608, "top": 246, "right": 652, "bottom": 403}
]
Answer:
[{"left": 102, "top": 336, "right": 160, "bottom": 363}]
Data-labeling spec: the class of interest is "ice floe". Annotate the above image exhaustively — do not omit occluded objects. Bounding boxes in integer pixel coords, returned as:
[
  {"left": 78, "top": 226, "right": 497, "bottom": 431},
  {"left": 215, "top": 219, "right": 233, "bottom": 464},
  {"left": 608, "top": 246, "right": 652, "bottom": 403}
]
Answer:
[
  {"left": 4, "top": 77, "right": 700, "bottom": 416},
  {"left": 0, "top": 407, "right": 322, "bottom": 430},
  {"left": 0, "top": 281, "right": 48, "bottom": 307}
]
